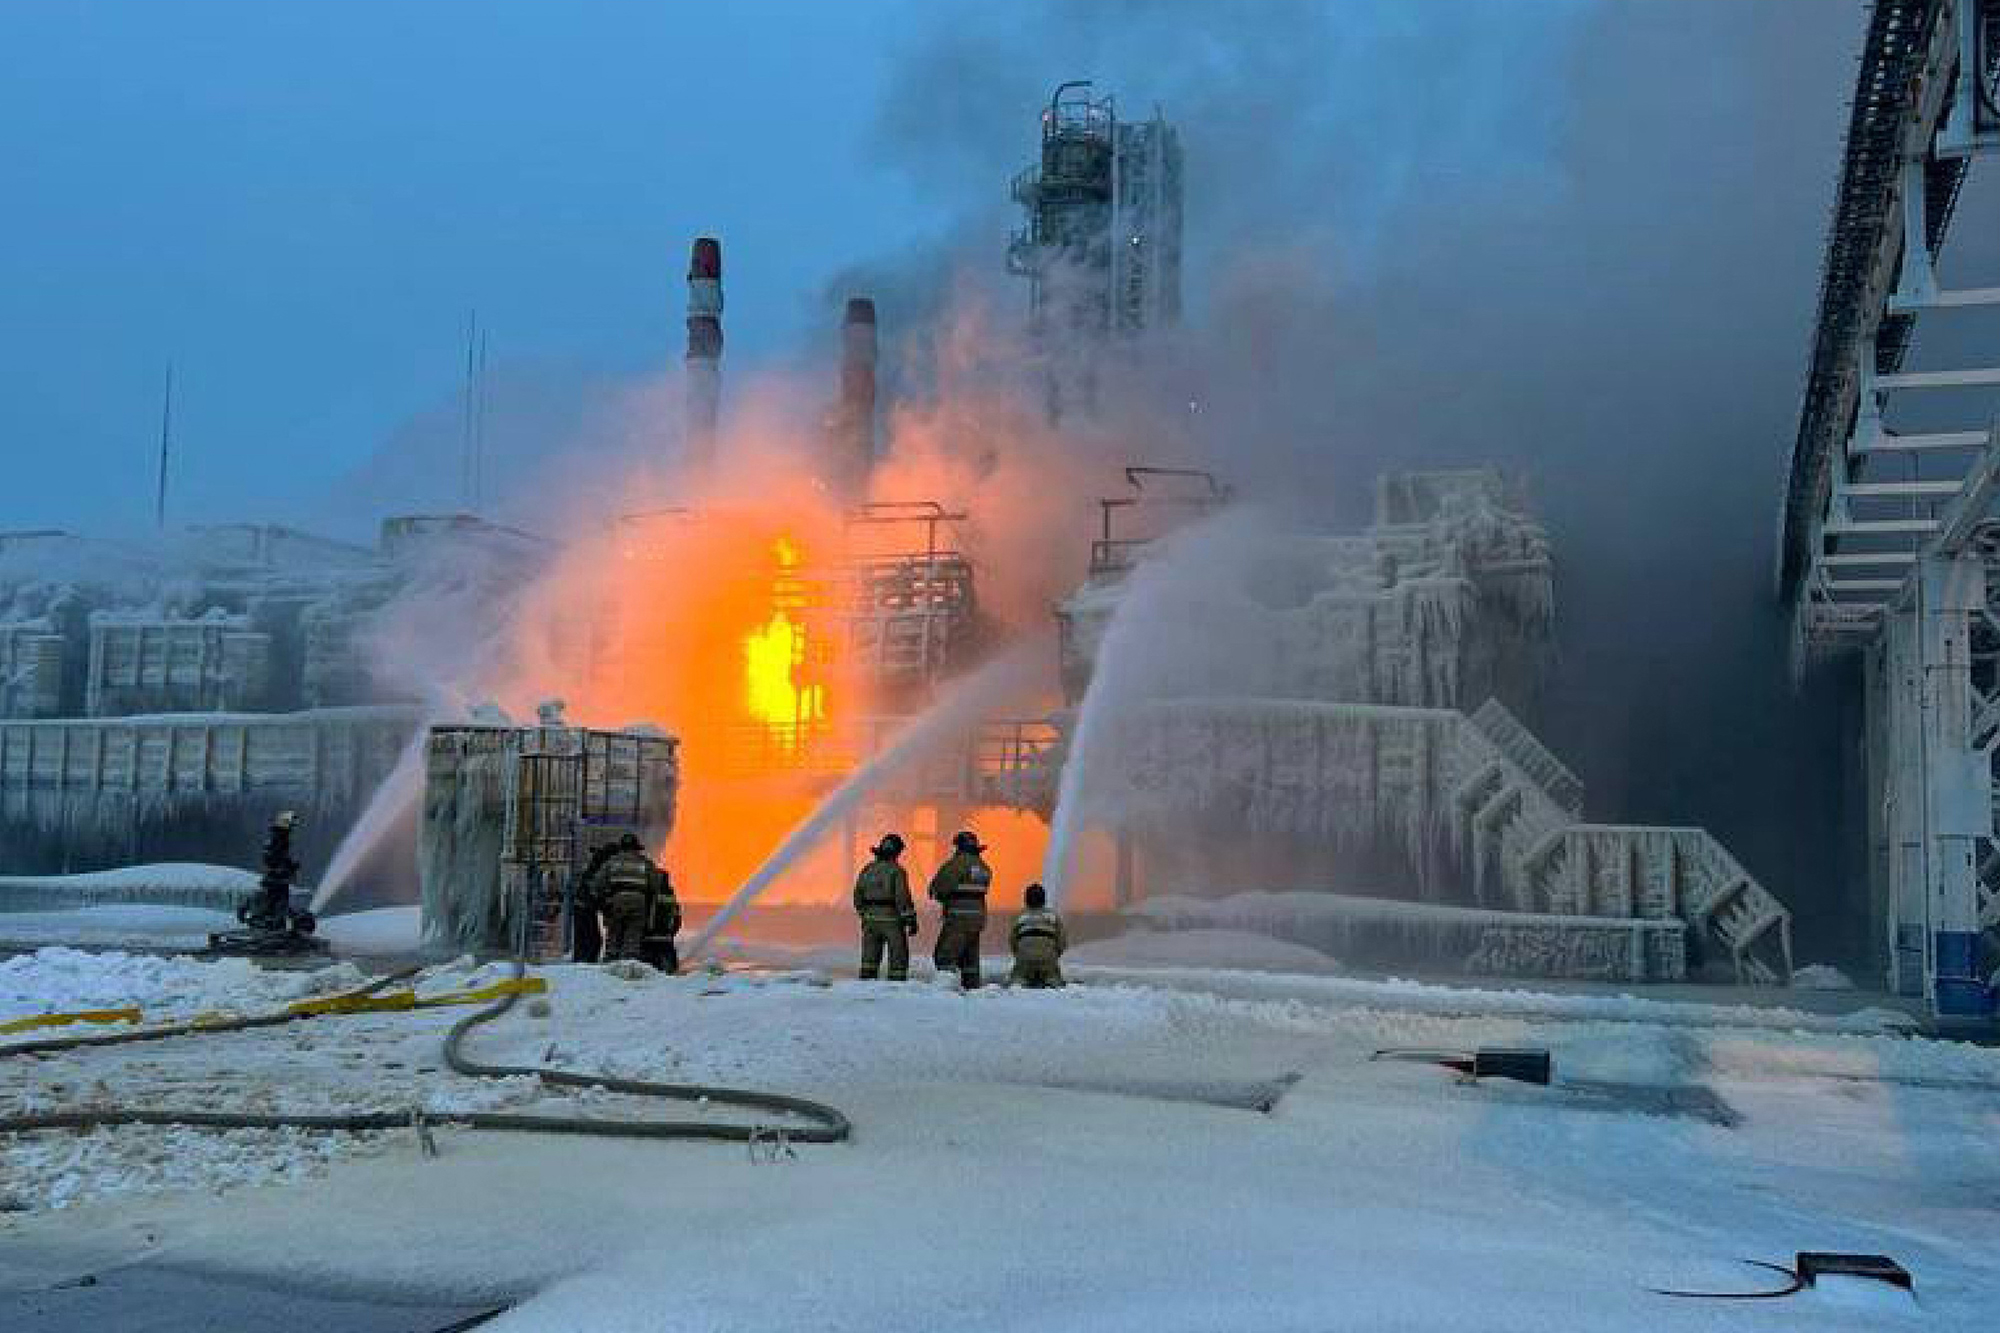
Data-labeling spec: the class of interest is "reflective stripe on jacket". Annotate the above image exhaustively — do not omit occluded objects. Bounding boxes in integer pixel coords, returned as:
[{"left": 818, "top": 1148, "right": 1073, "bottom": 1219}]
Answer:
[
  {"left": 927, "top": 852, "right": 992, "bottom": 917},
  {"left": 1009, "top": 907, "right": 1067, "bottom": 962}
]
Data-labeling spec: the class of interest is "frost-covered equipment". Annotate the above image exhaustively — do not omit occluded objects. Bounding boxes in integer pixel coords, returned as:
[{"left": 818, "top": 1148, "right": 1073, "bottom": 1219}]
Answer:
[
  {"left": 1106, "top": 700, "right": 1793, "bottom": 983},
  {"left": 421, "top": 722, "right": 678, "bottom": 957},
  {"left": 1060, "top": 468, "right": 1233, "bottom": 703},
  {"left": 1056, "top": 467, "right": 1792, "bottom": 984},
  {"left": 0, "top": 706, "right": 417, "bottom": 873},
  {"left": 1008, "top": 82, "right": 1183, "bottom": 417},
  {"left": 0, "top": 624, "right": 65, "bottom": 719},
  {"left": 1008, "top": 82, "right": 1183, "bottom": 341},
  {"left": 85, "top": 615, "right": 273, "bottom": 715},
  {"left": 1059, "top": 468, "right": 1549, "bottom": 713}
]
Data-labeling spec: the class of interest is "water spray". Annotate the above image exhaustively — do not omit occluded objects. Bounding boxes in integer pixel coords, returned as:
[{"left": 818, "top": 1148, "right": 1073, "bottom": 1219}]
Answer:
[
  {"left": 1040, "top": 509, "right": 1241, "bottom": 905},
  {"left": 685, "top": 646, "right": 1041, "bottom": 960}
]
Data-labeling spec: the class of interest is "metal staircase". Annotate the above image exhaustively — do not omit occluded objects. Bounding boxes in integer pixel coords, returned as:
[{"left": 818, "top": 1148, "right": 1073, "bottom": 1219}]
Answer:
[
  {"left": 1446, "top": 707, "right": 1791, "bottom": 983},
  {"left": 1111, "top": 696, "right": 1794, "bottom": 984}
]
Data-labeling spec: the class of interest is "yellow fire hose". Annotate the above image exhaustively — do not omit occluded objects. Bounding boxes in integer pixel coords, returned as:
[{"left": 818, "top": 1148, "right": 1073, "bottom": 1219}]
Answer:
[{"left": 0, "top": 958, "right": 850, "bottom": 1145}]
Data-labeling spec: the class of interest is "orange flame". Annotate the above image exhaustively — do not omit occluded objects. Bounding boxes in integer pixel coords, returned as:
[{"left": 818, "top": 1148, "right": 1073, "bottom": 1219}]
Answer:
[
  {"left": 741, "top": 536, "right": 826, "bottom": 753},
  {"left": 473, "top": 294, "right": 1144, "bottom": 910}
]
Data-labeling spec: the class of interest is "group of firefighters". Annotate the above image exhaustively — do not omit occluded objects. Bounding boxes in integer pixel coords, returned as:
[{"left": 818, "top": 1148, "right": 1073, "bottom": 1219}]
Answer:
[{"left": 573, "top": 828, "right": 1068, "bottom": 988}]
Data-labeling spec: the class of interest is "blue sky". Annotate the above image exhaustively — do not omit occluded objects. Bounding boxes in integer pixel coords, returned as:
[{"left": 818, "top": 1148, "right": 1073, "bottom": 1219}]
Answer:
[
  {"left": 0, "top": 0, "right": 956, "bottom": 531},
  {"left": 0, "top": 0, "right": 1612, "bottom": 536}
]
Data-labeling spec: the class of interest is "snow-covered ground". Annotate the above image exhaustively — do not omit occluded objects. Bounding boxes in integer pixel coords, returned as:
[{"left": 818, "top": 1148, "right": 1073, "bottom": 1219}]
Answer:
[
  {"left": 0, "top": 902, "right": 423, "bottom": 954},
  {"left": 0, "top": 863, "right": 259, "bottom": 913},
  {"left": 315, "top": 904, "right": 424, "bottom": 954},
  {"left": 0, "top": 904, "right": 236, "bottom": 950},
  {"left": 1069, "top": 925, "right": 1342, "bottom": 974},
  {"left": 1, "top": 948, "right": 1993, "bottom": 1329}
]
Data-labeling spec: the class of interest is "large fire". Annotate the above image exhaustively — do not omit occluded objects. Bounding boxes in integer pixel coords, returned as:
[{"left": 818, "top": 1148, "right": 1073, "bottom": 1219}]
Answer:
[
  {"left": 741, "top": 536, "right": 826, "bottom": 754},
  {"left": 477, "top": 308, "right": 1130, "bottom": 911}
]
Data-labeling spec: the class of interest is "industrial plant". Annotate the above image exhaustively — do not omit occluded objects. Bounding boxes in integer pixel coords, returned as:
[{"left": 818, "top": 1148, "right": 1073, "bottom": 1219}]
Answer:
[{"left": 3, "top": 9, "right": 1997, "bottom": 1327}]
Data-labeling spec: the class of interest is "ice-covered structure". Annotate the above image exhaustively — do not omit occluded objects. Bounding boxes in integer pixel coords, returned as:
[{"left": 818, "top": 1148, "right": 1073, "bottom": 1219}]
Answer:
[
  {"left": 420, "top": 719, "right": 678, "bottom": 956},
  {"left": 0, "top": 518, "right": 548, "bottom": 875},
  {"left": 1058, "top": 469, "right": 1792, "bottom": 984},
  {"left": 1059, "top": 468, "right": 1553, "bottom": 712}
]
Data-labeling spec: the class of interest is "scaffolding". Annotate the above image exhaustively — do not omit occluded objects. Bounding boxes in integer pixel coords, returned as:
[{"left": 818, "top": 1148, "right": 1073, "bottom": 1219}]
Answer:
[
  {"left": 839, "top": 502, "right": 979, "bottom": 708},
  {"left": 1008, "top": 81, "right": 1184, "bottom": 420}
]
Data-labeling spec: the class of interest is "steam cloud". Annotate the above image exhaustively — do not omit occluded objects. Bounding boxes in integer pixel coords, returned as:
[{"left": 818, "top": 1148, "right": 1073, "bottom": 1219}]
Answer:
[{"left": 322, "top": 1, "right": 1973, "bottom": 964}]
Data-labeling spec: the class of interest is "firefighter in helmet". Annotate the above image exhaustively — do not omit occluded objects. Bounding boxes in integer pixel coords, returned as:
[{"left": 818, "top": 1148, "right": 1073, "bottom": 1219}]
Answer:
[
  {"left": 853, "top": 832, "right": 918, "bottom": 980},
  {"left": 582, "top": 833, "right": 675, "bottom": 967},
  {"left": 927, "top": 829, "right": 993, "bottom": 988},
  {"left": 241, "top": 810, "right": 302, "bottom": 932},
  {"left": 640, "top": 857, "right": 683, "bottom": 975},
  {"left": 1008, "top": 882, "right": 1068, "bottom": 988}
]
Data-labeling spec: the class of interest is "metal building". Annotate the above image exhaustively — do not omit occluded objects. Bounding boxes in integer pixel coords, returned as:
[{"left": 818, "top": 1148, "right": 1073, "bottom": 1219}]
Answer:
[{"left": 1776, "top": 0, "right": 2000, "bottom": 1023}]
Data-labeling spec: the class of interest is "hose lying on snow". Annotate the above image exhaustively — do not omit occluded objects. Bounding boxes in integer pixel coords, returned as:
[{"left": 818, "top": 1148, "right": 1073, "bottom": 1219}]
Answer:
[
  {"left": 0, "top": 957, "right": 850, "bottom": 1145},
  {"left": 0, "top": 965, "right": 428, "bottom": 1058}
]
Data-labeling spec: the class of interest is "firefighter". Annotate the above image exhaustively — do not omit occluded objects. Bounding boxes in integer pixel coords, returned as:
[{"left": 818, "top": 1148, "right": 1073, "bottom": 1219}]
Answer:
[
  {"left": 853, "top": 833, "right": 917, "bottom": 980},
  {"left": 582, "top": 833, "right": 660, "bottom": 964},
  {"left": 1008, "top": 882, "right": 1068, "bottom": 988},
  {"left": 928, "top": 829, "right": 993, "bottom": 988},
  {"left": 240, "top": 810, "right": 302, "bottom": 932},
  {"left": 570, "top": 841, "right": 616, "bottom": 963},
  {"left": 639, "top": 861, "right": 683, "bottom": 975}
]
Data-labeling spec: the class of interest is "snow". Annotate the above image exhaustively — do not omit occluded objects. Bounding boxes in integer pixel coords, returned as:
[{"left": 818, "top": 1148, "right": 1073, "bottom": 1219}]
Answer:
[
  {"left": 0, "top": 901, "right": 422, "bottom": 954},
  {"left": 1069, "top": 927, "right": 1342, "bottom": 974},
  {"left": 0, "top": 904, "right": 234, "bottom": 949},
  {"left": 0, "top": 947, "right": 368, "bottom": 1025},
  {"left": 1791, "top": 963, "right": 1857, "bottom": 991},
  {"left": 0, "top": 863, "right": 259, "bottom": 916},
  {"left": 1, "top": 951, "right": 1993, "bottom": 1329},
  {"left": 0, "top": 861, "right": 258, "bottom": 894},
  {"left": 316, "top": 904, "right": 423, "bottom": 954}
]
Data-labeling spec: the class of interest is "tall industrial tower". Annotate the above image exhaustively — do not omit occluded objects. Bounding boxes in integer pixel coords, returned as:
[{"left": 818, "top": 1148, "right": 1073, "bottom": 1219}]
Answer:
[{"left": 1008, "top": 81, "right": 1183, "bottom": 416}]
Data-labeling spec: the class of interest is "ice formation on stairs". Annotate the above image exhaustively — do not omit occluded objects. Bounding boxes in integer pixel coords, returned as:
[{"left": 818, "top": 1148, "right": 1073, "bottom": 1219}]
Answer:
[{"left": 1104, "top": 698, "right": 1791, "bottom": 982}]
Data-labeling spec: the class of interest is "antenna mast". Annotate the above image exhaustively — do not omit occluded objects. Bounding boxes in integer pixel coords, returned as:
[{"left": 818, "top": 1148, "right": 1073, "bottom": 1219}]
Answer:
[
  {"left": 460, "top": 311, "right": 479, "bottom": 512},
  {"left": 154, "top": 362, "right": 173, "bottom": 530}
]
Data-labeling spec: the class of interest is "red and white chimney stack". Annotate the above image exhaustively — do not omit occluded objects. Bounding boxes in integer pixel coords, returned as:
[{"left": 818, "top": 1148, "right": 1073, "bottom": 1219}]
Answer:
[
  {"left": 684, "top": 236, "right": 723, "bottom": 473},
  {"left": 834, "top": 296, "right": 878, "bottom": 496}
]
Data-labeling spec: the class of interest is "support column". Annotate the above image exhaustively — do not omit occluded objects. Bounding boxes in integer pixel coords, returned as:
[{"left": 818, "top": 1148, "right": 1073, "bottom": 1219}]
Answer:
[
  {"left": 1919, "top": 554, "right": 1994, "bottom": 1017},
  {"left": 1881, "top": 609, "right": 1928, "bottom": 995}
]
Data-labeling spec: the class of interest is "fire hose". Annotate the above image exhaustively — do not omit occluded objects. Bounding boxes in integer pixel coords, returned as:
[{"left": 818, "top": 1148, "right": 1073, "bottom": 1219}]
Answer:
[{"left": 0, "top": 957, "right": 850, "bottom": 1146}]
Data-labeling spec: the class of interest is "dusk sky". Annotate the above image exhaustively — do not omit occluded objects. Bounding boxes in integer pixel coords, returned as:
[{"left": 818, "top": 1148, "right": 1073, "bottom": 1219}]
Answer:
[
  {"left": 2, "top": 0, "right": 1605, "bottom": 536},
  {"left": 1, "top": 0, "right": 957, "bottom": 531}
]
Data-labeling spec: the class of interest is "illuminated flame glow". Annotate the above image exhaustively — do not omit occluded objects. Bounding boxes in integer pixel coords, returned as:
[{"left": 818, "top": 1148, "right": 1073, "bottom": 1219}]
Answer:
[
  {"left": 479, "top": 339, "right": 1100, "bottom": 908},
  {"left": 742, "top": 536, "right": 826, "bottom": 753}
]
